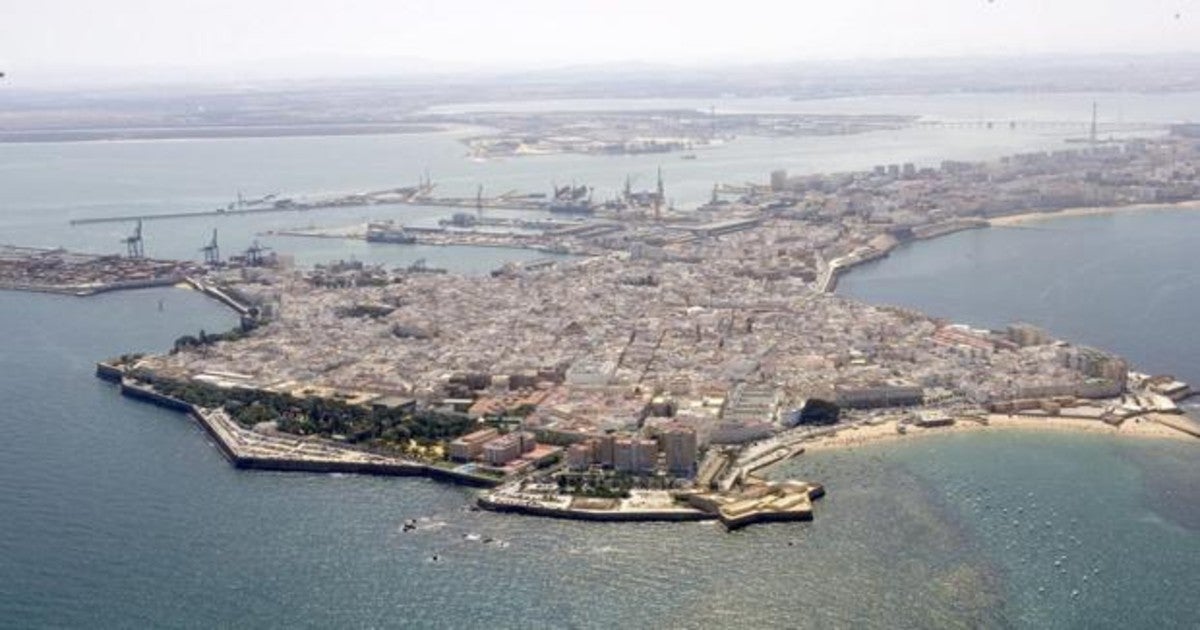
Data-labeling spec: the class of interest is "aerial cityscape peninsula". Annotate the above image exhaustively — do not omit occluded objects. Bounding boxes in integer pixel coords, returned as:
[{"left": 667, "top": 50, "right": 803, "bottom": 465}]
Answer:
[
  {"left": 9, "top": 1, "right": 1200, "bottom": 625},
  {"left": 6, "top": 124, "right": 1196, "bottom": 531}
]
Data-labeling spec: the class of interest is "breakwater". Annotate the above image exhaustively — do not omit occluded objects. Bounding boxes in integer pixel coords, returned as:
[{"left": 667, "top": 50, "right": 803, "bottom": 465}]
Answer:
[
  {"left": 476, "top": 492, "right": 821, "bottom": 530},
  {"left": 476, "top": 495, "right": 714, "bottom": 523},
  {"left": 68, "top": 193, "right": 547, "bottom": 226},
  {"left": 478, "top": 480, "right": 827, "bottom": 530},
  {"left": 0, "top": 277, "right": 180, "bottom": 297},
  {"left": 95, "top": 362, "right": 124, "bottom": 383},
  {"left": 69, "top": 205, "right": 333, "bottom": 226}
]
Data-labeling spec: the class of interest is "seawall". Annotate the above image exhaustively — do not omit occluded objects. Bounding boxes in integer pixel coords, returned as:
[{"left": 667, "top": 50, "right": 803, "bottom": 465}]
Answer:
[
  {"left": 476, "top": 496, "right": 714, "bottom": 523},
  {"left": 822, "top": 219, "right": 987, "bottom": 294},
  {"left": 95, "top": 361, "right": 124, "bottom": 383},
  {"left": 0, "top": 276, "right": 182, "bottom": 297},
  {"left": 721, "top": 508, "right": 813, "bottom": 531},
  {"left": 183, "top": 277, "right": 253, "bottom": 316},
  {"left": 119, "top": 379, "right": 194, "bottom": 413},
  {"left": 105, "top": 368, "right": 500, "bottom": 488}
]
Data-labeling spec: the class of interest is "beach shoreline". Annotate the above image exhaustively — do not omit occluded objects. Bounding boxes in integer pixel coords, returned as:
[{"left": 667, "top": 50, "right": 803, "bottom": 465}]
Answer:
[
  {"left": 797, "top": 413, "right": 1198, "bottom": 454},
  {"left": 987, "top": 199, "right": 1200, "bottom": 227}
]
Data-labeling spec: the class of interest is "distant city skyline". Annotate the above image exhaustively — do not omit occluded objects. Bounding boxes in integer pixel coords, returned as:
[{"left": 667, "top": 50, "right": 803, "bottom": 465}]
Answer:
[{"left": 2, "top": 0, "right": 1200, "bottom": 86}]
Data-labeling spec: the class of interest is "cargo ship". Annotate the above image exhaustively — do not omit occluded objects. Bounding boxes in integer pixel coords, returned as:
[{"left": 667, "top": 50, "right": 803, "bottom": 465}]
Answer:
[
  {"left": 365, "top": 221, "right": 417, "bottom": 244},
  {"left": 548, "top": 184, "right": 595, "bottom": 214}
]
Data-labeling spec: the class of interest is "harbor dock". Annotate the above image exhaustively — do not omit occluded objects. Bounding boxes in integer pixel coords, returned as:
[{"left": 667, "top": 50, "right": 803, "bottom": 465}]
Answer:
[
  {"left": 0, "top": 245, "right": 203, "bottom": 296},
  {"left": 264, "top": 223, "right": 602, "bottom": 256}
]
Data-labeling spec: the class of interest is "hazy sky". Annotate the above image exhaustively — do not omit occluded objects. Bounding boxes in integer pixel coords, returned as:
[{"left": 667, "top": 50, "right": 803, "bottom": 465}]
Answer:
[{"left": 3, "top": 0, "right": 1199, "bottom": 84}]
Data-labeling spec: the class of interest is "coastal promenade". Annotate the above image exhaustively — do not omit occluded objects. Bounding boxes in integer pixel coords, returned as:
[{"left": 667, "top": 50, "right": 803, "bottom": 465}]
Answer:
[
  {"left": 101, "top": 355, "right": 836, "bottom": 530},
  {"left": 102, "top": 366, "right": 500, "bottom": 488},
  {"left": 104, "top": 361, "right": 831, "bottom": 530},
  {"left": 816, "top": 218, "right": 989, "bottom": 293},
  {"left": 817, "top": 200, "right": 1200, "bottom": 295}
]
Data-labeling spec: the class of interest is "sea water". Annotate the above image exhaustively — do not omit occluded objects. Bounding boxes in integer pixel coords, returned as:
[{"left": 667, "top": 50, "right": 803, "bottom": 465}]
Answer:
[{"left": 1, "top": 93, "right": 1197, "bottom": 628}]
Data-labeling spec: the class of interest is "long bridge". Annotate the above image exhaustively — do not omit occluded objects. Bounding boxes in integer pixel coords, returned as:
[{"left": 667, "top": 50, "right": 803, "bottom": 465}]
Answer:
[{"left": 912, "top": 119, "right": 1162, "bottom": 133}]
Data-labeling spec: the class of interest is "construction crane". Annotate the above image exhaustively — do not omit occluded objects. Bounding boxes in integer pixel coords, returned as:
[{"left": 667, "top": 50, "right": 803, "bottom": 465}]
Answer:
[
  {"left": 122, "top": 220, "right": 144, "bottom": 258},
  {"left": 200, "top": 229, "right": 220, "bottom": 265}
]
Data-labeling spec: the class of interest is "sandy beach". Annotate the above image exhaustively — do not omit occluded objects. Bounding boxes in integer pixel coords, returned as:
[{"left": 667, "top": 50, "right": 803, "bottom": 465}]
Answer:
[
  {"left": 987, "top": 199, "right": 1200, "bottom": 227},
  {"left": 799, "top": 413, "right": 1198, "bottom": 453}
]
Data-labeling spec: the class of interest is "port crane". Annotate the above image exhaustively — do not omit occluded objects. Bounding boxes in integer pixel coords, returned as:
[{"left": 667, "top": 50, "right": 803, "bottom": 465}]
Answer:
[
  {"left": 654, "top": 166, "right": 664, "bottom": 220},
  {"left": 243, "top": 240, "right": 271, "bottom": 266},
  {"left": 200, "top": 229, "right": 220, "bottom": 265},
  {"left": 122, "top": 220, "right": 145, "bottom": 258}
]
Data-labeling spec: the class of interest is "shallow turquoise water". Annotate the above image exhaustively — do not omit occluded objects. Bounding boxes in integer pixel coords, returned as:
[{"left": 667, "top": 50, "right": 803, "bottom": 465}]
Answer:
[{"left": 778, "top": 432, "right": 1200, "bottom": 628}]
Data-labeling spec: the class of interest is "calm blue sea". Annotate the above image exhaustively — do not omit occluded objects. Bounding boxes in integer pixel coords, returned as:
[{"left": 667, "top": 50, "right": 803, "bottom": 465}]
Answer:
[
  {"left": 0, "top": 93, "right": 1197, "bottom": 628},
  {"left": 838, "top": 210, "right": 1200, "bottom": 394}
]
